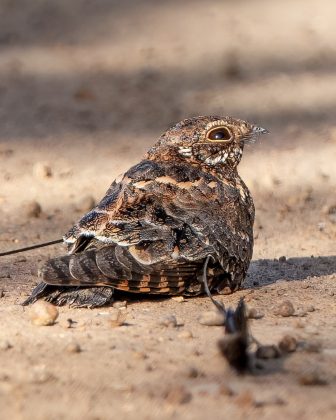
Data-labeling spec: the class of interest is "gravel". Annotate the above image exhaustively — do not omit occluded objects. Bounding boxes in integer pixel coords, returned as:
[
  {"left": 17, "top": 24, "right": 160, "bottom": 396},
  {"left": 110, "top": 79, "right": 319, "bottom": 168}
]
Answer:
[
  {"left": 279, "top": 335, "right": 297, "bottom": 352},
  {"left": 28, "top": 301, "right": 59, "bottom": 326},
  {"left": 274, "top": 300, "right": 295, "bottom": 317},
  {"left": 198, "top": 310, "right": 226, "bottom": 326},
  {"left": 256, "top": 345, "right": 281, "bottom": 359}
]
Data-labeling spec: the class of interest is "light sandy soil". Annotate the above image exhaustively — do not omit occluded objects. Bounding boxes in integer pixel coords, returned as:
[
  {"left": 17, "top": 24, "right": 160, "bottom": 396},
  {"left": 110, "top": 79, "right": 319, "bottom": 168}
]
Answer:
[{"left": 0, "top": 1, "right": 335, "bottom": 419}]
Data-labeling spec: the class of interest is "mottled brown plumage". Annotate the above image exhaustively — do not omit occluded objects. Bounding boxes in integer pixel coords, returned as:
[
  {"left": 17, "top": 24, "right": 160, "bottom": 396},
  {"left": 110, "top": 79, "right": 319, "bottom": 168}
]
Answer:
[{"left": 24, "top": 116, "right": 267, "bottom": 307}]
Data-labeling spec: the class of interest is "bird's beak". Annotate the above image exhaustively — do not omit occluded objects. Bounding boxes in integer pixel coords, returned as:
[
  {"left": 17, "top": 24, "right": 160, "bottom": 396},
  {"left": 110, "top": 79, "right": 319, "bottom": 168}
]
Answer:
[{"left": 252, "top": 125, "right": 269, "bottom": 135}]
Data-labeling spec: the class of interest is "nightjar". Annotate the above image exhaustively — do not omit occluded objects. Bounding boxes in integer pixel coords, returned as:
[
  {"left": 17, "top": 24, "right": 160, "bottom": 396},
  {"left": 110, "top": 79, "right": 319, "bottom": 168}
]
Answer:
[{"left": 24, "top": 116, "right": 268, "bottom": 307}]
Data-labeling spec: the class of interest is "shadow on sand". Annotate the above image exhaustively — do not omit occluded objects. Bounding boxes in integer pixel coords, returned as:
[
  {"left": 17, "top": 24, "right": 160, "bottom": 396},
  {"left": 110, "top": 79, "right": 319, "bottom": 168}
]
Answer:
[{"left": 245, "top": 255, "right": 336, "bottom": 289}]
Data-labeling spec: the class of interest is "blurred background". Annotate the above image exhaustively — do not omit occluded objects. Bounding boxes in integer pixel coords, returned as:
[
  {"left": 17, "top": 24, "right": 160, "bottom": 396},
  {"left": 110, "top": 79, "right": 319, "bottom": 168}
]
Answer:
[
  {"left": 0, "top": 0, "right": 335, "bottom": 258},
  {"left": 0, "top": 3, "right": 336, "bottom": 418}
]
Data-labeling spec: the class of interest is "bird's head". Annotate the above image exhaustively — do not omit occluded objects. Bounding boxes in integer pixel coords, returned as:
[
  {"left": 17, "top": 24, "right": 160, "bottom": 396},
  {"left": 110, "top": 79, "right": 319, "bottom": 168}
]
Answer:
[{"left": 147, "top": 116, "right": 268, "bottom": 170}]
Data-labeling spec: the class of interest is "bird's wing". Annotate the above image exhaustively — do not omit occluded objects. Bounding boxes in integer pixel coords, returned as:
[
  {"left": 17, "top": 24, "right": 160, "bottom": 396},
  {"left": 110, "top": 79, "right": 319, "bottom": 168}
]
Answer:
[{"left": 64, "top": 159, "right": 253, "bottom": 269}]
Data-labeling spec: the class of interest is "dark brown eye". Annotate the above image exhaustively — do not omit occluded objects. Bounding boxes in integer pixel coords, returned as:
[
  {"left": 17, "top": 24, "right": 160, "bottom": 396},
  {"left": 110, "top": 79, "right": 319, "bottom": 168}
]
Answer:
[{"left": 207, "top": 127, "right": 232, "bottom": 142}]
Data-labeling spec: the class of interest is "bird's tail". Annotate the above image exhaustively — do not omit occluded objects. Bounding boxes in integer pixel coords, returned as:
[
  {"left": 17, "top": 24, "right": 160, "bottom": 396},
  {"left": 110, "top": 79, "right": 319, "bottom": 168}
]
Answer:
[{"left": 38, "top": 245, "right": 198, "bottom": 295}]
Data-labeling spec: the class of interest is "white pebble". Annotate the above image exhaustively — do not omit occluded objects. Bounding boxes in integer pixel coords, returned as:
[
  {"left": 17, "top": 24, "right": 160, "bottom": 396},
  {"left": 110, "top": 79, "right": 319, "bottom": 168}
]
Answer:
[
  {"left": 198, "top": 310, "right": 226, "bottom": 326},
  {"left": 29, "top": 300, "right": 59, "bottom": 326}
]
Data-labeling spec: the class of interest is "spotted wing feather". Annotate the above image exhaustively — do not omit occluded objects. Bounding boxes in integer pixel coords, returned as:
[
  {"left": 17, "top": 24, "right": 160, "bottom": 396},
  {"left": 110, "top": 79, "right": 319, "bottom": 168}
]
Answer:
[{"left": 39, "top": 159, "right": 253, "bottom": 294}]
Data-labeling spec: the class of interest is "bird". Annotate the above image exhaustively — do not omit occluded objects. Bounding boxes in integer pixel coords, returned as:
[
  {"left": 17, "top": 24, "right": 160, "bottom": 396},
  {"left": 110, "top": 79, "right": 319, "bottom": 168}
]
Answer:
[{"left": 23, "top": 116, "right": 268, "bottom": 308}]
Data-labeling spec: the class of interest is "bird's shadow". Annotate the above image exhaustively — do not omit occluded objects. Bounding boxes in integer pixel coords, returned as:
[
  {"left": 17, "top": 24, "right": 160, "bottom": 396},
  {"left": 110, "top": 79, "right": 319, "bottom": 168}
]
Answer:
[{"left": 244, "top": 255, "right": 336, "bottom": 289}]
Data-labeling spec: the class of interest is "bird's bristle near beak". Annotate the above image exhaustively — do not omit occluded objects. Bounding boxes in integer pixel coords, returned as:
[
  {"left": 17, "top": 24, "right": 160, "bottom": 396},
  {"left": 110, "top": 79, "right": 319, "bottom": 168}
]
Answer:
[{"left": 253, "top": 126, "right": 269, "bottom": 135}]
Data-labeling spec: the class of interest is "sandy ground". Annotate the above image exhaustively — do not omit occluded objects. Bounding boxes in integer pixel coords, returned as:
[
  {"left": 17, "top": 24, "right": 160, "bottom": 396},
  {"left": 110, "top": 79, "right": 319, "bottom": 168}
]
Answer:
[{"left": 0, "top": 1, "right": 336, "bottom": 419}]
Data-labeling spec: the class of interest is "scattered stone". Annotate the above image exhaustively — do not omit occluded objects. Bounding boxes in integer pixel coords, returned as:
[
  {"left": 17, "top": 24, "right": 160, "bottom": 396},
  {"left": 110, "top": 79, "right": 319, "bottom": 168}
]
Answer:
[
  {"left": 306, "top": 305, "right": 315, "bottom": 312},
  {"left": 279, "top": 256, "right": 287, "bottom": 263},
  {"left": 132, "top": 351, "right": 148, "bottom": 360},
  {"left": 301, "top": 282, "right": 310, "bottom": 289},
  {"left": 29, "top": 365, "right": 55, "bottom": 384},
  {"left": 234, "top": 390, "right": 255, "bottom": 408},
  {"left": 66, "top": 342, "right": 81, "bottom": 353},
  {"left": 219, "top": 287, "right": 232, "bottom": 295},
  {"left": 185, "top": 366, "right": 199, "bottom": 378},
  {"left": 218, "top": 384, "right": 235, "bottom": 397},
  {"left": 295, "top": 308, "right": 307, "bottom": 317},
  {"left": 298, "top": 369, "right": 328, "bottom": 386},
  {"left": 16, "top": 256, "right": 27, "bottom": 263},
  {"left": 24, "top": 200, "right": 42, "bottom": 218},
  {"left": 255, "top": 396, "right": 286, "bottom": 407},
  {"left": 177, "top": 330, "right": 193, "bottom": 339},
  {"left": 274, "top": 300, "right": 295, "bottom": 317},
  {"left": 73, "top": 87, "right": 96, "bottom": 102},
  {"left": 29, "top": 300, "right": 59, "bottom": 326},
  {"left": 108, "top": 309, "right": 127, "bottom": 327},
  {"left": 199, "top": 310, "right": 225, "bottom": 326},
  {"left": 33, "top": 162, "right": 52, "bottom": 178},
  {"left": 256, "top": 345, "right": 281, "bottom": 359},
  {"left": 0, "top": 340, "right": 12, "bottom": 351},
  {"left": 0, "top": 289, "right": 4, "bottom": 298},
  {"left": 279, "top": 335, "right": 297, "bottom": 353},
  {"left": 75, "top": 195, "right": 95, "bottom": 212},
  {"left": 145, "top": 363, "right": 155, "bottom": 372},
  {"left": 302, "top": 340, "right": 322, "bottom": 353},
  {"left": 159, "top": 315, "right": 178, "bottom": 328},
  {"left": 112, "top": 300, "right": 127, "bottom": 309},
  {"left": 247, "top": 307, "right": 264, "bottom": 319},
  {"left": 164, "top": 385, "right": 192, "bottom": 404},
  {"left": 171, "top": 296, "right": 184, "bottom": 302}
]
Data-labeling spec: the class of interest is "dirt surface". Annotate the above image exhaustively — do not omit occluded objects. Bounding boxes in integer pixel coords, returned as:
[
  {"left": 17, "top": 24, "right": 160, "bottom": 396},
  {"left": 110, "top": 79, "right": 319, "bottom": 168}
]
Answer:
[{"left": 0, "top": 1, "right": 336, "bottom": 419}]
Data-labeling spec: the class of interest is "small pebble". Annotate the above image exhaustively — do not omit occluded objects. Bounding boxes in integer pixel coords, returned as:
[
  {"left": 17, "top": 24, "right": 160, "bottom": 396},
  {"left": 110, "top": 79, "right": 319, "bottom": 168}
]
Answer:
[
  {"left": 171, "top": 296, "right": 184, "bottom": 303},
  {"left": 33, "top": 162, "right": 52, "bottom": 178},
  {"left": 29, "top": 365, "right": 54, "bottom": 384},
  {"left": 295, "top": 309, "right": 307, "bottom": 317},
  {"left": 218, "top": 384, "right": 235, "bottom": 397},
  {"left": 279, "top": 256, "right": 287, "bottom": 263},
  {"left": 220, "top": 287, "right": 232, "bottom": 295},
  {"left": 279, "top": 335, "right": 297, "bottom": 353},
  {"left": 199, "top": 310, "right": 225, "bottom": 326},
  {"left": 164, "top": 385, "right": 192, "bottom": 404},
  {"left": 0, "top": 289, "right": 4, "bottom": 298},
  {"left": 159, "top": 315, "right": 178, "bottom": 328},
  {"left": 298, "top": 369, "right": 327, "bottom": 386},
  {"left": 112, "top": 300, "right": 127, "bottom": 309},
  {"left": 302, "top": 340, "right": 322, "bottom": 353},
  {"left": 256, "top": 345, "right": 281, "bottom": 359},
  {"left": 247, "top": 307, "right": 264, "bottom": 319},
  {"left": 66, "top": 342, "right": 81, "bottom": 353},
  {"left": 274, "top": 300, "right": 295, "bottom": 317},
  {"left": 29, "top": 300, "right": 59, "bottom": 326},
  {"left": 306, "top": 305, "right": 315, "bottom": 312},
  {"left": 294, "top": 319, "right": 305, "bottom": 328},
  {"left": 255, "top": 396, "right": 286, "bottom": 407},
  {"left": 24, "top": 200, "right": 42, "bottom": 218},
  {"left": 0, "top": 340, "right": 12, "bottom": 351},
  {"left": 177, "top": 330, "right": 193, "bottom": 339},
  {"left": 75, "top": 195, "right": 95, "bottom": 212},
  {"left": 132, "top": 351, "right": 148, "bottom": 360},
  {"left": 186, "top": 366, "right": 199, "bottom": 378},
  {"left": 234, "top": 390, "right": 255, "bottom": 408},
  {"left": 108, "top": 309, "right": 127, "bottom": 327}
]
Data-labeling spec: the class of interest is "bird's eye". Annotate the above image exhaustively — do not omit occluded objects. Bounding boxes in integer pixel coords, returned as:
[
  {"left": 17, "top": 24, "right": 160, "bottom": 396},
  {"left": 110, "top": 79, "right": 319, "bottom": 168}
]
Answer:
[{"left": 207, "top": 127, "right": 233, "bottom": 142}]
